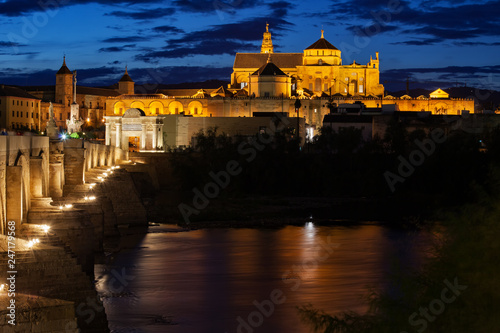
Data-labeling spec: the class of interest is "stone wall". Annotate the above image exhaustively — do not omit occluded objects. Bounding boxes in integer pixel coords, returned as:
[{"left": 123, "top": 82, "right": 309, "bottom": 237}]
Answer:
[{"left": 0, "top": 135, "right": 50, "bottom": 234}]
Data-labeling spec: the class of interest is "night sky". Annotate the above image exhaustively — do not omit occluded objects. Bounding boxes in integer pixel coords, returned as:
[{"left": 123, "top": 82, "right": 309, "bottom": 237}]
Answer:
[{"left": 0, "top": 0, "right": 499, "bottom": 92}]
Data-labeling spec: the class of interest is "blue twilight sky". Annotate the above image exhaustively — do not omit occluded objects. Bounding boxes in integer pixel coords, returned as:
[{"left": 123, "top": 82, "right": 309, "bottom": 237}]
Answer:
[{"left": 0, "top": 0, "right": 499, "bottom": 92}]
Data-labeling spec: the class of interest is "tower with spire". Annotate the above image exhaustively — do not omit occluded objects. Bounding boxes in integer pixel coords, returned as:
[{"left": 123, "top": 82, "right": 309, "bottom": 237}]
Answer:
[
  {"left": 118, "top": 66, "right": 135, "bottom": 95},
  {"left": 55, "top": 56, "right": 73, "bottom": 107},
  {"left": 261, "top": 23, "right": 274, "bottom": 54}
]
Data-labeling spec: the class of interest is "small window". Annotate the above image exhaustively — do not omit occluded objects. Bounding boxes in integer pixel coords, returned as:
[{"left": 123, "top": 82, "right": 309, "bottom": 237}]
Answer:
[
  {"left": 17, "top": 101, "right": 19, "bottom": 106},
  {"left": 194, "top": 108, "right": 198, "bottom": 114},
  {"left": 359, "top": 85, "right": 364, "bottom": 93},
  {"left": 31, "top": 112, "right": 33, "bottom": 118},
  {"left": 59, "top": 113, "right": 62, "bottom": 120},
  {"left": 90, "top": 102, "right": 92, "bottom": 108},
  {"left": 318, "top": 59, "right": 323, "bottom": 65},
  {"left": 46, "top": 113, "right": 49, "bottom": 119},
  {"left": 17, "top": 111, "right": 19, "bottom": 117},
  {"left": 36, "top": 113, "right": 38, "bottom": 119},
  {"left": 21, "top": 101, "right": 23, "bottom": 106},
  {"left": 59, "top": 100, "right": 62, "bottom": 104},
  {"left": 32, "top": 102, "right": 34, "bottom": 107},
  {"left": 156, "top": 107, "right": 159, "bottom": 114},
  {"left": 67, "top": 112, "right": 70, "bottom": 120},
  {"left": 175, "top": 107, "right": 179, "bottom": 114},
  {"left": 12, "top": 111, "right": 14, "bottom": 117}
]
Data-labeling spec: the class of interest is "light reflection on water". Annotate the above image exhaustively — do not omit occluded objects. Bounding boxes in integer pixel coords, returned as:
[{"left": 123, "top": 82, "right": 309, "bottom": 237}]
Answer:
[{"left": 96, "top": 223, "right": 432, "bottom": 333}]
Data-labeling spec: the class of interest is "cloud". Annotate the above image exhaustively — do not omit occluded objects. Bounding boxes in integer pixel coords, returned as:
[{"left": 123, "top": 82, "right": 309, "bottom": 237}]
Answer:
[
  {"left": 107, "top": 7, "right": 176, "bottom": 20},
  {"left": 171, "top": 0, "right": 262, "bottom": 14},
  {"left": 454, "top": 41, "right": 500, "bottom": 46},
  {"left": 136, "top": 40, "right": 256, "bottom": 61},
  {"left": 152, "top": 25, "right": 185, "bottom": 34},
  {"left": 137, "top": 15, "right": 293, "bottom": 61},
  {"left": 0, "top": 41, "right": 26, "bottom": 48},
  {"left": 392, "top": 38, "right": 444, "bottom": 46},
  {"left": 329, "top": 0, "right": 500, "bottom": 42},
  {"left": 0, "top": 0, "right": 159, "bottom": 17},
  {"left": 101, "top": 36, "right": 144, "bottom": 43},
  {"left": 99, "top": 44, "right": 136, "bottom": 53}
]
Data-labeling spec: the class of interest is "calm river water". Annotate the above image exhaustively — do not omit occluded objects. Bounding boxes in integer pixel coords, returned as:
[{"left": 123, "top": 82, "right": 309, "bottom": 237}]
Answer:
[{"left": 95, "top": 223, "right": 432, "bottom": 333}]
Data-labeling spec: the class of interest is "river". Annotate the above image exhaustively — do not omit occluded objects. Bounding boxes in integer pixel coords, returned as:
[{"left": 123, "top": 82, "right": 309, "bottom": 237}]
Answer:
[{"left": 95, "top": 223, "right": 433, "bottom": 333}]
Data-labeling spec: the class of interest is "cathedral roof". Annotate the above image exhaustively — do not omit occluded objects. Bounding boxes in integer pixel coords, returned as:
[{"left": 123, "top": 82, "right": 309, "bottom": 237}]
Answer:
[
  {"left": 119, "top": 67, "right": 134, "bottom": 82},
  {"left": 305, "top": 30, "right": 339, "bottom": 50},
  {"left": 57, "top": 57, "right": 72, "bottom": 75},
  {"left": 252, "top": 61, "right": 287, "bottom": 76},
  {"left": 234, "top": 53, "right": 303, "bottom": 69}
]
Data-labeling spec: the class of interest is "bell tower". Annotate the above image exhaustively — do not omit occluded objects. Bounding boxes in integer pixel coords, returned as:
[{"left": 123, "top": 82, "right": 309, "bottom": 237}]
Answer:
[
  {"left": 261, "top": 23, "right": 274, "bottom": 54},
  {"left": 55, "top": 56, "right": 73, "bottom": 106},
  {"left": 118, "top": 66, "right": 135, "bottom": 95}
]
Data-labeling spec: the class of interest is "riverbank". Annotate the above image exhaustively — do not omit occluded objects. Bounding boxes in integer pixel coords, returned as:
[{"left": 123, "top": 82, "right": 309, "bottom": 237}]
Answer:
[{"left": 146, "top": 192, "right": 435, "bottom": 229}]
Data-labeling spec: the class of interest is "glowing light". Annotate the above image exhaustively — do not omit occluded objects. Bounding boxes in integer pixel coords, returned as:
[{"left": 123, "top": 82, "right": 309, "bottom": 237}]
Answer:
[
  {"left": 84, "top": 196, "right": 89, "bottom": 200},
  {"left": 90, "top": 183, "right": 96, "bottom": 186},
  {"left": 111, "top": 166, "right": 116, "bottom": 170},
  {"left": 86, "top": 118, "right": 90, "bottom": 122},
  {"left": 110, "top": 171, "right": 114, "bottom": 174},
  {"left": 89, "top": 196, "right": 96, "bottom": 201},
  {"left": 115, "top": 166, "right": 120, "bottom": 169},
  {"left": 39, "top": 225, "right": 50, "bottom": 233},
  {"left": 59, "top": 205, "right": 63, "bottom": 210},
  {"left": 27, "top": 239, "right": 39, "bottom": 248},
  {"left": 97, "top": 176, "right": 102, "bottom": 180},
  {"left": 65, "top": 204, "right": 73, "bottom": 208},
  {"left": 60, "top": 133, "right": 67, "bottom": 140},
  {"left": 0, "top": 284, "right": 4, "bottom": 292},
  {"left": 103, "top": 173, "right": 108, "bottom": 177},
  {"left": 107, "top": 169, "right": 111, "bottom": 172}
]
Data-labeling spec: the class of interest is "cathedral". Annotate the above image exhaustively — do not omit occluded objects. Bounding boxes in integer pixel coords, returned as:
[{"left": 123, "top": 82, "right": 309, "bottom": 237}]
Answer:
[{"left": 230, "top": 24, "right": 384, "bottom": 98}]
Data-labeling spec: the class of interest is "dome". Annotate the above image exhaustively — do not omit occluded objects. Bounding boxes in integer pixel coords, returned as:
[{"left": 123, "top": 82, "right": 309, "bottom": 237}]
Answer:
[{"left": 305, "top": 30, "right": 339, "bottom": 51}]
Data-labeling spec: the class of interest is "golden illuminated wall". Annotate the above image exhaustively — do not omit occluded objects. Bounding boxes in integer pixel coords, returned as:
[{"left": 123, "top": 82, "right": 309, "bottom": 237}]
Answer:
[
  {"left": 249, "top": 75, "right": 291, "bottom": 98},
  {"left": 107, "top": 96, "right": 209, "bottom": 117},
  {"left": 231, "top": 65, "right": 298, "bottom": 89},
  {"left": 0, "top": 96, "right": 42, "bottom": 130},
  {"left": 303, "top": 48, "right": 341, "bottom": 66}
]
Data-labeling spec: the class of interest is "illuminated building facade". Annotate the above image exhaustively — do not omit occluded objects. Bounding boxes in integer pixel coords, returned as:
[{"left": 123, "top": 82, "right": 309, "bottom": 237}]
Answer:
[
  {"left": 231, "top": 26, "right": 384, "bottom": 98},
  {"left": 26, "top": 57, "right": 121, "bottom": 131},
  {"left": 0, "top": 85, "right": 42, "bottom": 131}
]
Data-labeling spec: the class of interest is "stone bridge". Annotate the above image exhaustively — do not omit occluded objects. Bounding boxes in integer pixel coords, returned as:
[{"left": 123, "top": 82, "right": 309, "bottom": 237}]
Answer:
[{"left": 0, "top": 135, "right": 148, "bottom": 332}]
